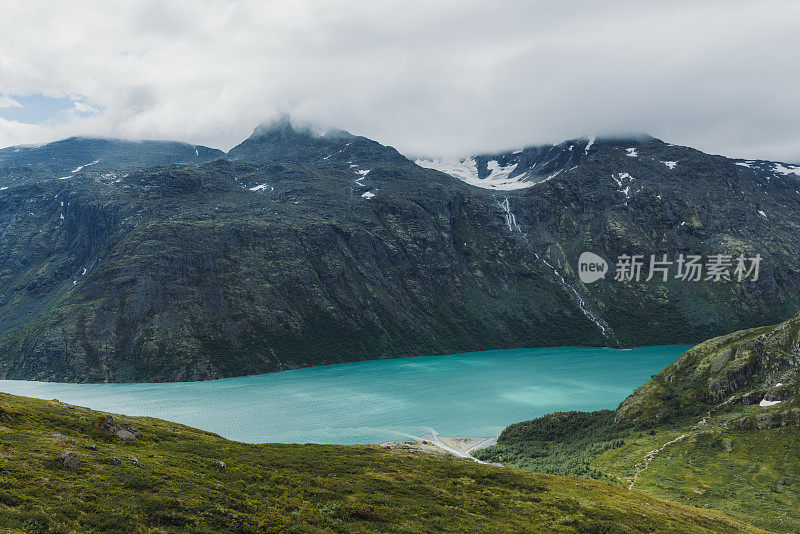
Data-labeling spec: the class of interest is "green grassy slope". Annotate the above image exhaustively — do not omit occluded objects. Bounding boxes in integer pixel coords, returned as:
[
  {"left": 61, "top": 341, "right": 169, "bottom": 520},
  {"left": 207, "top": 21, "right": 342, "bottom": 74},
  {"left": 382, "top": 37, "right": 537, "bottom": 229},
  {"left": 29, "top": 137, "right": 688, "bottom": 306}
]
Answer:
[
  {"left": 0, "top": 392, "right": 765, "bottom": 533},
  {"left": 477, "top": 313, "right": 800, "bottom": 532}
]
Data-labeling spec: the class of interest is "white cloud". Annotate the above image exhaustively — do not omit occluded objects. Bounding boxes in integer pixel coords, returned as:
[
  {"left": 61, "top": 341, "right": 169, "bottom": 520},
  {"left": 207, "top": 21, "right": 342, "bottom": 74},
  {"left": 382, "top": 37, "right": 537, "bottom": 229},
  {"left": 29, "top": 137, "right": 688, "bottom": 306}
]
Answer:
[
  {"left": 73, "top": 101, "right": 100, "bottom": 114},
  {"left": 0, "top": 96, "right": 22, "bottom": 109},
  {"left": 0, "top": 0, "right": 798, "bottom": 162}
]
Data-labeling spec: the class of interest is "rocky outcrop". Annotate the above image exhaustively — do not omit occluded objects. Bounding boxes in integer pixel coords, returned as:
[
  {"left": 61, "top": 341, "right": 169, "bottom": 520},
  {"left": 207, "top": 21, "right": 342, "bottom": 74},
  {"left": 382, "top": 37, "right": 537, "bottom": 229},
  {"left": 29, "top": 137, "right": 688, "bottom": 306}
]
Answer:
[
  {"left": 618, "top": 312, "right": 800, "bottom": 425},
  {"left": 57, "top": 451, "right": 80, "bottom": 470},
  {"left": 731, "top": 408, "right": 800, "bottom": 430},
  {"left": 98, "top": 415, "right": 142, "bottom": 441}
]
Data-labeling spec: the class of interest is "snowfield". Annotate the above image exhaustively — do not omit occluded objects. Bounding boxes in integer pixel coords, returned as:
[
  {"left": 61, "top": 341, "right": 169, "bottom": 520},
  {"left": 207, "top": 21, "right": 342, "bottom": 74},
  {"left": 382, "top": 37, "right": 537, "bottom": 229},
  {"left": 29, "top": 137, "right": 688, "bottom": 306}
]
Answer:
[{"left": 415, "top": 158, "right": 534, "bottom": 190}]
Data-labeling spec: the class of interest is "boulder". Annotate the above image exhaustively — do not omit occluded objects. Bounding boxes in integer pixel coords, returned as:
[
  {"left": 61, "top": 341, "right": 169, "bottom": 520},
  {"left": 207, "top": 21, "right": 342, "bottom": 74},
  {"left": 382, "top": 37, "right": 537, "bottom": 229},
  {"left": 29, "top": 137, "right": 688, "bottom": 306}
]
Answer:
[
  {"left": 115, "top": 429, "right": 137, "bottom": 441},
  {"left": 98, "top": 415, "right": 142, "bottom": 441},
  {"left": 58, "top": 451, "right": 80, "bottom": 470}
]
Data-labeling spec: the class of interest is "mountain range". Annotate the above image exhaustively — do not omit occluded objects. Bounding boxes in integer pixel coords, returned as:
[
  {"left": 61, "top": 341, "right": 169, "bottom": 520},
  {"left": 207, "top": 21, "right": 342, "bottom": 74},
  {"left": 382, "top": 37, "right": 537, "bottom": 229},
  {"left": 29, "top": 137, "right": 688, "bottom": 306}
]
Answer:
[{"left": 1, "top": 116, "right": 799, "bottom": 381}]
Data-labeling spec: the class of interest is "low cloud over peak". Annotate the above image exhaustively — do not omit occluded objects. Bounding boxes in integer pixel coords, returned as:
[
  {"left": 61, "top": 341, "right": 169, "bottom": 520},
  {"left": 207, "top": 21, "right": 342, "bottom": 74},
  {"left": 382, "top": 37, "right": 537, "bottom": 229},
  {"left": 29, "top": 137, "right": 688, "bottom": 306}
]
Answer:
[{"left": 1, "top": 1, "right": 799, "bottom": 162}]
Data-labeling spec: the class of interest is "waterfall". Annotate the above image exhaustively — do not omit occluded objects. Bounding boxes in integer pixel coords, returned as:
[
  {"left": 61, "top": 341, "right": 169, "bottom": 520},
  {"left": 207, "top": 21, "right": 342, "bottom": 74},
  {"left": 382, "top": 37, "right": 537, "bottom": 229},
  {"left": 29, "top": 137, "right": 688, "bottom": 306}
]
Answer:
[
  {"left": 499, "top": 198, "right": 521, "bottom": 233},
  {"left": 497, "top": 198, "right": 618, "bottom": 344}
]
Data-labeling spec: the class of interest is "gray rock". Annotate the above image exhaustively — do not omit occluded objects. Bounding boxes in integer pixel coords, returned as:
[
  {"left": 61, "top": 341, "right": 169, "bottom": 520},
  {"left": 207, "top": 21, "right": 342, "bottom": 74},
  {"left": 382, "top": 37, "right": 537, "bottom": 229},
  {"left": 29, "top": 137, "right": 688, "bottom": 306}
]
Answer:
[
  {"left": 110, "top": 457, "right": 121, "bottom": 465},
  {"left": 100, "top": 415, "right": 142, "bottom": 441},
  {"left": 128, "top": 456, "right": 140, "bottom": 467},
  {"left": 6, "top": 132, "right": 800, "bottom": 384},
  {"left": 58, "top": 451, "right": 80, "bottom": 470},
  {"left": 213, "top": 460, "right": 226, "bottom": 470},
  {"left": 114, "top": 429, "right": 137, "bottom": 441}
]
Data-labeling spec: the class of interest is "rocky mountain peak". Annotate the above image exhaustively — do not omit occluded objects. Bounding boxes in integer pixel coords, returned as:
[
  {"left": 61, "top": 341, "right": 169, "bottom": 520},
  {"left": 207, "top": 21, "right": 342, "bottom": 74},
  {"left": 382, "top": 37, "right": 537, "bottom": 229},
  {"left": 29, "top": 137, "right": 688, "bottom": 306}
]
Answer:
[
  {"left": 248, "top": 114, "right": 354, "bottom": 142},
  {"left": 226, "top": 115, "right": 409, "bottom": 167}
]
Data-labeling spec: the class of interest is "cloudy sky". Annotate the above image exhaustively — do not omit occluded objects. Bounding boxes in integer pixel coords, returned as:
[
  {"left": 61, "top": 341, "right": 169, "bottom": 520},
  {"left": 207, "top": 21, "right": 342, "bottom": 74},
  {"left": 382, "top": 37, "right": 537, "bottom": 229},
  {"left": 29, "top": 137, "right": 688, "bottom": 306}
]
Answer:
[{"left": 1, "top": 0, "right": 798, "bottom": 161}]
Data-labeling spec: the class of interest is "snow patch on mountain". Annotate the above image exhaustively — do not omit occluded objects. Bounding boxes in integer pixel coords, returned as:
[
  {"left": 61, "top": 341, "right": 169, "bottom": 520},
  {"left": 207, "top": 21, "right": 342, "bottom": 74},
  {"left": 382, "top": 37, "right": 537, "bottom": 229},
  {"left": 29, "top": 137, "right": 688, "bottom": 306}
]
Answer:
[
  {"left": 415, "top": 158, "right": 479, "bottom": 182},
  {"left": 353, "top": 167, "right": 370, "bottom": 187},
  {"left": 486, "top": 160, "right": 519, "bottom": 180},
  {"left": 71, "top": 159, "right": 99, "bottom": 173},
  {"left": 416, "top": 157, "right": 534, "bottom": 190},
  {"left": 612, "top": 172, "right": 634, "bottom": 200},
  {"left": 774, "top": 163, "right": 800, "bottom": 176},
  {"left": 584, "top": 137, "right": 595, "bottom": 155}
]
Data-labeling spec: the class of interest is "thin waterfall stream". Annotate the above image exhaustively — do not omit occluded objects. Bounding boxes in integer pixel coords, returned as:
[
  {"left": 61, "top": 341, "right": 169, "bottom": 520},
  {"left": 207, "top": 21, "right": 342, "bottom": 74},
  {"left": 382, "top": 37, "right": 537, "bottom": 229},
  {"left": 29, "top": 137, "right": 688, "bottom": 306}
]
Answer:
[{"left": 497, "top": 198, "right": 618, "bottom": 344}]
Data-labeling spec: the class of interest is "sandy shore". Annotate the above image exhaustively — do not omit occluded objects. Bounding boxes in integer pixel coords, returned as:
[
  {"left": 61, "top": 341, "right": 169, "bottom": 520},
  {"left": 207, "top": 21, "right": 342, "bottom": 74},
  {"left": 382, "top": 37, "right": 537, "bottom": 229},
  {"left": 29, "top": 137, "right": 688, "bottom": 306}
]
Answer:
[{"left": 381, "top": 432, "right": 500, "bottom": 465}]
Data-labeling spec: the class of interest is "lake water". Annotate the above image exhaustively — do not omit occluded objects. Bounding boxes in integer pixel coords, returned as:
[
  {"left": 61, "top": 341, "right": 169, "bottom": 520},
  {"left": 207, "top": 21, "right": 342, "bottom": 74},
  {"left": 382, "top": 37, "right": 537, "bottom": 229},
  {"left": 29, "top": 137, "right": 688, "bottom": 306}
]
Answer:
[{"left": 0, "top": 345, "right": 688, "bottom": 445}]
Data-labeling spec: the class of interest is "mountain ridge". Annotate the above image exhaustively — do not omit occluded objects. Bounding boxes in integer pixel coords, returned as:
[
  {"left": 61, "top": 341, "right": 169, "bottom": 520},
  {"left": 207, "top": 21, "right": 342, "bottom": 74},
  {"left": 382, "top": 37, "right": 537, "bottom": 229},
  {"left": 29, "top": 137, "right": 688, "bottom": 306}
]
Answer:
[
  {"left": 0, "top": 122, "right": 799, "bottom": 381},
  {"left": 0, "top": 136, "right": 224, "bottom": 189}
]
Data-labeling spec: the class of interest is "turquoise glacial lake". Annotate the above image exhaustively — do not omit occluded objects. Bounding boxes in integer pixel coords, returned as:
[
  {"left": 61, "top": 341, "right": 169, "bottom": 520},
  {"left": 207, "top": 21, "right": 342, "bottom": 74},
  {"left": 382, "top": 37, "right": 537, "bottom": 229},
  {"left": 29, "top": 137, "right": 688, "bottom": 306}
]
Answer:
[{"left": 0, "top": 345, "right": 689, "bottom": 445}]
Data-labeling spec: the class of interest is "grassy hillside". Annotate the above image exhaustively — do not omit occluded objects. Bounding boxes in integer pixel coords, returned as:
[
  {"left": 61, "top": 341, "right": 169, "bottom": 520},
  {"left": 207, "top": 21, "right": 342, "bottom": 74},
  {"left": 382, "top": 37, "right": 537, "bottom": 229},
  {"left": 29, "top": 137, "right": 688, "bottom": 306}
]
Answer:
[
  {"left": 0, "top": 392, "right": 765, "bottom": 533},
  {"left": 477, "top": 313, "right": 800, "bottom": 532}
]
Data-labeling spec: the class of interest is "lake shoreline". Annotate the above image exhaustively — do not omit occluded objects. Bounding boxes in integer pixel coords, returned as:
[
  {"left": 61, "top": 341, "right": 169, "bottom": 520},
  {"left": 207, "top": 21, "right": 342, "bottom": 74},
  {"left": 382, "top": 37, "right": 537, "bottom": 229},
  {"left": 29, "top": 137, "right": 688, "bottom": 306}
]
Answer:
[
  {"left": 382, "top": 434, "right": 501, "bottom": 464},
  {"left": 0, "top": 345, "right": 690, "bottom": 445}
]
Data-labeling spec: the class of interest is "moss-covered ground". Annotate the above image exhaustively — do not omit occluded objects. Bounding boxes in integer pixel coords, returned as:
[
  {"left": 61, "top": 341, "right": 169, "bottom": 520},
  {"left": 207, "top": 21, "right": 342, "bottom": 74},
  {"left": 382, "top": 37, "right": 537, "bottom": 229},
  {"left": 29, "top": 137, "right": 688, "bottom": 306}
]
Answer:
[{"left": 0, "top": 392, "right": 766, "bottom": 533}]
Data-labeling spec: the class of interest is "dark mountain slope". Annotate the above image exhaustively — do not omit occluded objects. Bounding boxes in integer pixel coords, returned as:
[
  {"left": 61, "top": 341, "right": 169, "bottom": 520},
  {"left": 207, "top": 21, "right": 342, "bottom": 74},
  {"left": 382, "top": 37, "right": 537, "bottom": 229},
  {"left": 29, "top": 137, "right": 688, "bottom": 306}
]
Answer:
[
  {"left": 494, "top": 136, "right": 800, "bottom": 345},
  {"left": 0, "top": 137, "right": 223, "bottom": 188},
  {"left": 0, "top": 146, "right": 595, "bottom": 381},
  {"left": 227, "top": 114, "right": 410, "bottom": 167},
  {"left": 1, "top": 123, "right": 800, "bottom": 381}
]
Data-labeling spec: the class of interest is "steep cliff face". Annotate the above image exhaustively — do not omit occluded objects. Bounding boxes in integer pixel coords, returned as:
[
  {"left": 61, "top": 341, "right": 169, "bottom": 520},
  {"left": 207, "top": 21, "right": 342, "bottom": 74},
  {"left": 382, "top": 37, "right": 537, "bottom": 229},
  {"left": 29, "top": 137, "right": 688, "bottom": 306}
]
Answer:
[
  {"left": 0, "top": 154, "right": 594, "bottom": 382},
  {"left": 1, "top": 122, "right": 800, "bottom": 381}
]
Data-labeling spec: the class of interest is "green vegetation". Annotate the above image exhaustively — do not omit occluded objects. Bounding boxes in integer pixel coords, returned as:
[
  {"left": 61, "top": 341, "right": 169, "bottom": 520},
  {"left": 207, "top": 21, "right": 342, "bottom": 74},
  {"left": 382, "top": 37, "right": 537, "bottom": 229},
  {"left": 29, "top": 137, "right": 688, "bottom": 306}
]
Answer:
[
  {"left": 474, "top": 411, "right": 627, "bottom": 478},
  {"left": 0, "top": 392, "right": 766, "bottom": 533},
  {"left": 478, "top": 313, "right": 800, "bottom": 532},
  {"left": 597, "top": 421, "right": 800, "bottom": 533}
]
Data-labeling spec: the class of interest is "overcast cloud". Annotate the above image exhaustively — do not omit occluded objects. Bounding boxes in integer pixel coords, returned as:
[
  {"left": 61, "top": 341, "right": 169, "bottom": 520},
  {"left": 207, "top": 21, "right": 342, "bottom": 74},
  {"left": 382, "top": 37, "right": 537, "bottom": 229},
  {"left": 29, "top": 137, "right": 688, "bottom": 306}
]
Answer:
[{"left": 0, "top": 0, "right": 799, "bottom": 161}]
